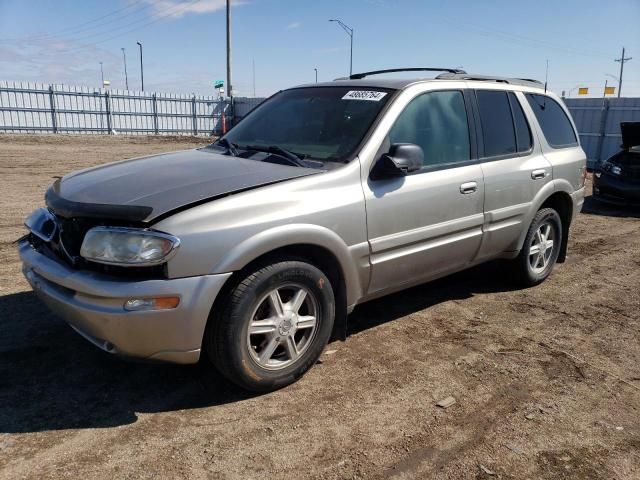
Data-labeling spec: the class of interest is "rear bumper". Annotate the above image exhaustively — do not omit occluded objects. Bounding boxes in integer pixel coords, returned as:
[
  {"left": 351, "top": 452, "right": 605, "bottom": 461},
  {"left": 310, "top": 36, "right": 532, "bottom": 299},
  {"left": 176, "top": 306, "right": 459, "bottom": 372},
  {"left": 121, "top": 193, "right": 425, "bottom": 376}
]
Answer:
[
  {"left": 571, "top": 186, "right": 586, "bottom": 219},
  {"left": 19, "top": 240, "right": 231, "bottom": 364},
  {"left": 593, "top": 173, "right": 640, "bottom": 206}
]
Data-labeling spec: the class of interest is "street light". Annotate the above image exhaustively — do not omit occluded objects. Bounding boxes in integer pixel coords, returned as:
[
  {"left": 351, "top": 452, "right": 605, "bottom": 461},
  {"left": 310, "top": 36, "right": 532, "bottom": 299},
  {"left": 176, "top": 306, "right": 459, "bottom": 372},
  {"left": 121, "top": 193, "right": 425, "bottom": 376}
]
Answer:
[
  {"left": 136, "top": 41, "right": 144, "bottom": 91},
  {"left": 121, "top": 48, "right": 129, "bottom": 90},
  {"left": 314, "top": 68, "right": 318, "bottom": 83},
  {"left": 329, "top": 19, "right": 353, "bottom": 76}
]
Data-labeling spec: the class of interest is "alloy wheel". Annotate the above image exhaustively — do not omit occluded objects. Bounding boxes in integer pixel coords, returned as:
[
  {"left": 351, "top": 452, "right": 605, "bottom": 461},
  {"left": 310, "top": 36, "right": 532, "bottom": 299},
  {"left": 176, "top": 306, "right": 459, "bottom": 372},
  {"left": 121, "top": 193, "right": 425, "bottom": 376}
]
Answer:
[
  {"left": 529, "top": 221, "right": 555, "bottom": 274},
  {"left": 247, "top": 284, "right": 319, "bottom": 370}
]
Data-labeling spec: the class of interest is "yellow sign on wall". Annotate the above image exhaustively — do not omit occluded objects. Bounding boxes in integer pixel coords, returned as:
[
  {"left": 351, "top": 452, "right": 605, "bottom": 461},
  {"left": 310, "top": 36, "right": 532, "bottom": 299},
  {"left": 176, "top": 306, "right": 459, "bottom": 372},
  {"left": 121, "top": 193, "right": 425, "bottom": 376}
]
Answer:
[
  {"left": 604, "top": 86, "right": 616, "bottom": 95},
  {"left": 578, "top": 87, "right": 589, "bottom": 95}
]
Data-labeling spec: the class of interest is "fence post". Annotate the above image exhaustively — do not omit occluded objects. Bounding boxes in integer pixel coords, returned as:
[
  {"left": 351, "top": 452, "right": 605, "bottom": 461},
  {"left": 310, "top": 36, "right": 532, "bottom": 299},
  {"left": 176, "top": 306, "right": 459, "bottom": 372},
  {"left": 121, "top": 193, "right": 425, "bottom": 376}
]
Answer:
[
  {"left": 152, "top": 93, "right": 159, "bottom": 134},
  {"left": 104, "top": 91, "right": 112, "bottom": 134},
  {"left": 48, "top": 85, "right": 58, "bottom": 133},
  {"left": 595, "top": 98, "right": 610, "bottom": 165},
  {"left": 191, "top": 96, "right": 197, "bottom": 135}
]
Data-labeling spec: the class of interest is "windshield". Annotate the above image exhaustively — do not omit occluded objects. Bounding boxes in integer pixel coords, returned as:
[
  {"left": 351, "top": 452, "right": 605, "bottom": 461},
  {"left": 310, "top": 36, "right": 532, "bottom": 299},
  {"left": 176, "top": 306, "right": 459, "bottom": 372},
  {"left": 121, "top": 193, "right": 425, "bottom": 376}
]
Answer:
[{"left": 221, "top": 87, "right": 393, "bottom": 162}]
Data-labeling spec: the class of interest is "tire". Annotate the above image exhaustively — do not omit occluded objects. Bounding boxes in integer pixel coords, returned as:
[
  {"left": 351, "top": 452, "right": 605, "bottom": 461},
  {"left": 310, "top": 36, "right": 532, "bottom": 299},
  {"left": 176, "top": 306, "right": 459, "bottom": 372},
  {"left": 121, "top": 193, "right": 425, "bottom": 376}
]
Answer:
[
  {"left": 512, "top": 208, "right": 563, "bottom": 287},
  {"left": 207, "top": 260, "right": 335, "bottom": 392}
]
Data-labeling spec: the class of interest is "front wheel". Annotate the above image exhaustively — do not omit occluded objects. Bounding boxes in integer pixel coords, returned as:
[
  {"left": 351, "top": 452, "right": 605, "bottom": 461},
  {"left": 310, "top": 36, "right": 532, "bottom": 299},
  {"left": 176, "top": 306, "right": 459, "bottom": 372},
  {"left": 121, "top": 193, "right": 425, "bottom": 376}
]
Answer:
[
  {"left": 206, "top": 260, "right": 335, "bottom": 392},
  {"left": 513, "top": 208, "right": 563, "bottom": 287}
]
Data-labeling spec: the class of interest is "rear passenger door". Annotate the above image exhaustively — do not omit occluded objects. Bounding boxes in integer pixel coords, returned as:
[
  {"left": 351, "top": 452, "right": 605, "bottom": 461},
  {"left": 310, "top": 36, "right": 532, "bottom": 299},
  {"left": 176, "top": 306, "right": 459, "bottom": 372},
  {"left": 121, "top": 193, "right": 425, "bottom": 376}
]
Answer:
[{"left": 473, "top": 89, "right": 552, "bottom": 260}]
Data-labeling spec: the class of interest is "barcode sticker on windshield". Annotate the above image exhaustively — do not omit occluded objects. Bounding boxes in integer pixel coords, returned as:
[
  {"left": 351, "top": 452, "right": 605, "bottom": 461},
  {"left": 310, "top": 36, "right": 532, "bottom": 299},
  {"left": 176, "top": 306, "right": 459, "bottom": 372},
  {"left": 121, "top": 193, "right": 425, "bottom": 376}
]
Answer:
[{"left": 342, "top": 90, "right": 387, "bottom": 101}]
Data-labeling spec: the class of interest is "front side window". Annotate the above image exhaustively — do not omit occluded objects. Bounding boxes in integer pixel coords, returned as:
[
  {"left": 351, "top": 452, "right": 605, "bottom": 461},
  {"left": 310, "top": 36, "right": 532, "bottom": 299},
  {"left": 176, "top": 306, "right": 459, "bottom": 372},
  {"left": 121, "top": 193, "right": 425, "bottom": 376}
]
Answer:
[
  {"left": 222, "top": 87, "right": 393, "bottom": 162},
  {"left": 388, "top": 90, "right": 470, "bottom": 168},
  {"left": 525, "top": 93, "right": 578, "bottom": 148}
]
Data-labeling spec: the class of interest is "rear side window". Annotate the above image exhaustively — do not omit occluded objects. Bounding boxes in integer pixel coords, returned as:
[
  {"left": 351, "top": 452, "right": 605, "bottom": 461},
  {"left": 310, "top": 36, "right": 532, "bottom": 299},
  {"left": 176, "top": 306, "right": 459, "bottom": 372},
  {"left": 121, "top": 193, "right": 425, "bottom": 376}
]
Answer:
[
  {"left": 389, "top": 90, "right": 470, "bottom": 168},
  {"left": 476, "top": 91, "right": 517, "bottom": 157},
  {"left": 509, "top": 92, "right": 532, "bottom": 152},
  {"left": 525, "top": 93, "right": 577, "bottom": 148}
]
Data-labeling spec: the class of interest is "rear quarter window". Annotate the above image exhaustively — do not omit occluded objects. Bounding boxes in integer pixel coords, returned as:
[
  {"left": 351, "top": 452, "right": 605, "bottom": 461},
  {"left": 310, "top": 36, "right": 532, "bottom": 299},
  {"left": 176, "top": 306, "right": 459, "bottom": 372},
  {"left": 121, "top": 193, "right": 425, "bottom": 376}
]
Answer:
[{"left": 525, "top": 94, "right": 578, "bottom": 148}]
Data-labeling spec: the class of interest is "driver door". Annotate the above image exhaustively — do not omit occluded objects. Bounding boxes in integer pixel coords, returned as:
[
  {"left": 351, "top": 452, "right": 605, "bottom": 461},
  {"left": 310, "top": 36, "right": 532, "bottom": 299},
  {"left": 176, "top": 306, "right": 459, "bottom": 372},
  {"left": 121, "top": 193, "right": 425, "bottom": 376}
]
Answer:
[{"left": 362, "top": 89, "right": 485, "bottom": 294}]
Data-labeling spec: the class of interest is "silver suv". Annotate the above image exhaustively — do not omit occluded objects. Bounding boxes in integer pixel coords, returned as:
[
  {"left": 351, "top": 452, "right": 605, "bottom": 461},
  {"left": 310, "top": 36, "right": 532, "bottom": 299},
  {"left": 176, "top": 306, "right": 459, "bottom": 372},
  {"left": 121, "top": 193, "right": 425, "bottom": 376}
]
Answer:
[{"left": 20, "top": 68, "right": 586, "bottom": 391}]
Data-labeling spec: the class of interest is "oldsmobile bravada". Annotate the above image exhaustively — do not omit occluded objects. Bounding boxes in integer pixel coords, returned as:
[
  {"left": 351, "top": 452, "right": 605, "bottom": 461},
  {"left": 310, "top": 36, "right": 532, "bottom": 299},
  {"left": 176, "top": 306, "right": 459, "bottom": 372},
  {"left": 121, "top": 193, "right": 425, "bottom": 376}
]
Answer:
[{"left": 20, "top": 68, "right": 586, "bottom": 391}]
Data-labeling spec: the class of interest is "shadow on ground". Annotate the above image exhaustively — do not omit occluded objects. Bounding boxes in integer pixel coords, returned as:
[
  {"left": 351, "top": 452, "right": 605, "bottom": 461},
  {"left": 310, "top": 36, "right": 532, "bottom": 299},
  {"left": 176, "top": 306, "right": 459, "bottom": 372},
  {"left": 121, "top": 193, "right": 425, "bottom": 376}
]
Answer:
[{"left": 0, "top": 261, "right": 519, "bottom": 434}]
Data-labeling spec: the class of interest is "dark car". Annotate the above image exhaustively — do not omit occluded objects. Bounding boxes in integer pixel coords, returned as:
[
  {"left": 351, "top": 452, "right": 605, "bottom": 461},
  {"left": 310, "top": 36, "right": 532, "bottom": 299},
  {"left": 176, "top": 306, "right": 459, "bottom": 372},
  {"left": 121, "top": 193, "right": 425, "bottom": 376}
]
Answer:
[{"left": 593, "top": 122, "right": 640, "bottom": 206}]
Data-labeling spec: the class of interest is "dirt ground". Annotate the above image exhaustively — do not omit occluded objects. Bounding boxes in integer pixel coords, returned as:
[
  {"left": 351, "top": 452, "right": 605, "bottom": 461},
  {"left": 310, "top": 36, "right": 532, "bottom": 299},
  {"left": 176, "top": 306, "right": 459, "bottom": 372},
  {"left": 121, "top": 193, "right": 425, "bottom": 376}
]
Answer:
[{"left": 0, "top": 134, "right": 639, "bottom": 480}]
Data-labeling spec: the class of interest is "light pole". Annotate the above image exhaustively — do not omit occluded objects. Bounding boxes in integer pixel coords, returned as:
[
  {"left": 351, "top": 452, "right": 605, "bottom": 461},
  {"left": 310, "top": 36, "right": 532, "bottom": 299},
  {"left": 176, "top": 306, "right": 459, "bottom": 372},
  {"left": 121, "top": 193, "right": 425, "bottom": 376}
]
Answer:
[
  {"left": 121, "top": 48, "right": 129, "bottom": 90},
  {"left": 314, "top": 68, "right": 318, "bottom": 83},
  {"left": 136, "top": 41, "right": 144, "bottom": 91},
  {"left": 99, "top": 62, "right": 104, "bottom": 88},
  {"left": 329, "top": 19, "right": 353, "bottom": 76}
]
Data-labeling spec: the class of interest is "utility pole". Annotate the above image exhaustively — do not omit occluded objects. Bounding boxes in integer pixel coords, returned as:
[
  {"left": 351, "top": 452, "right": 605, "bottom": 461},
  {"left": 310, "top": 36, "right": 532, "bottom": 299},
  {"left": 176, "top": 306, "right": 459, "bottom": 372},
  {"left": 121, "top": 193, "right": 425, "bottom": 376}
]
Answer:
[
  {"left": 614, "top": 47, "right": 632, "bottom": 98},
  {"left": 314, "top": 68, "right": 318, "bottom": 83},
  {"left": 137, "top": 41, "right": 144, "bottom": 91},
  {"left": 252, "top": 57, "right": 256, "bottom": 97},
  {"left": 99, "top": 62, "right": 104, "bottom": 87},
  {"left": 121, "top": 48, "right": 129, "bottom": 90},
  {"left": 329, "top": 19, "right": 354, "bottom": 76},
  {"left": 226, "top": 0, "right": 233, "bottom": 99}
]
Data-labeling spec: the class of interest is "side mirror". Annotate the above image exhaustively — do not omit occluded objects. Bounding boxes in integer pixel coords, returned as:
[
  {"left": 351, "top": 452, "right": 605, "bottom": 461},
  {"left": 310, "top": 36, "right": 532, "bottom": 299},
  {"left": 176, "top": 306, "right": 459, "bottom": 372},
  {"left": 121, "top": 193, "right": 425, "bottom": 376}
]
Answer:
[{"left": 370, "top": 143, "right": 424, "bottom": 180}]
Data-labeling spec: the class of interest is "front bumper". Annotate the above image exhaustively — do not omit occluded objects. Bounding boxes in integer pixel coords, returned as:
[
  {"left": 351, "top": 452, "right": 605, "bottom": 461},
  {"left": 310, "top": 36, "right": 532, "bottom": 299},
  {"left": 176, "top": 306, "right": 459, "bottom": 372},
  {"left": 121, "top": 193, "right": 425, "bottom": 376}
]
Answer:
[
  {"left": 593, "top": 172, "right": 640, "bottom": 206},
  {"left": 19, "top": 240, "right": 231, "bottom": 364}
]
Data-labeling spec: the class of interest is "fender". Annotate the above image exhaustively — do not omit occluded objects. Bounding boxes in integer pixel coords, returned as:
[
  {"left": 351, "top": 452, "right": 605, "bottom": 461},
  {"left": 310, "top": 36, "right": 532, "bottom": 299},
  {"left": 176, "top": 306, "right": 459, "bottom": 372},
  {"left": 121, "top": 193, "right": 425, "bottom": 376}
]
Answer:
[{"left": 210, "top": 223, "right": 369, "bottom": 307}]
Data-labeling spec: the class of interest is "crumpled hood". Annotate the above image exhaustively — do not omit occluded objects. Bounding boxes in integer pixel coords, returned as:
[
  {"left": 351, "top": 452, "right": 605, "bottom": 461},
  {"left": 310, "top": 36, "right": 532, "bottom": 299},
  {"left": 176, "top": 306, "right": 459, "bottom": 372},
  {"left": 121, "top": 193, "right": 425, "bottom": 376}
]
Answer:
[{"left": 45, "top": 147, "right": 320, "bottom": 223}]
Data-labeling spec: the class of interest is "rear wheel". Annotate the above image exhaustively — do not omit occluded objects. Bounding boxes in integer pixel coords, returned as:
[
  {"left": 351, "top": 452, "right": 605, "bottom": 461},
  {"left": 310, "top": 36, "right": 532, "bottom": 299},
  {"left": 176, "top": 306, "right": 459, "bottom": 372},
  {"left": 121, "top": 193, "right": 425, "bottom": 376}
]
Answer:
[
  {"left": 207, "top": 260, "right": 335, "bottom": 392},
  {"left": 513, "top": 208, "right": 562, "bottom": 286}
]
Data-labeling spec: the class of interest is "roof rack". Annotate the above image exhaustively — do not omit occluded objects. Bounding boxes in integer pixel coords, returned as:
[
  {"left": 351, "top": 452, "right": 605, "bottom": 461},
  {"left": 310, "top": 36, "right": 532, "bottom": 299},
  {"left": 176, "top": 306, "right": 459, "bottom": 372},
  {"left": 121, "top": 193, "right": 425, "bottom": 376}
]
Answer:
[
  {"left": 348, "top": 67, "right": 466, "bottom": 80},
  {"left": 435, "top": 72, "right": 543, "bottom": 88}
]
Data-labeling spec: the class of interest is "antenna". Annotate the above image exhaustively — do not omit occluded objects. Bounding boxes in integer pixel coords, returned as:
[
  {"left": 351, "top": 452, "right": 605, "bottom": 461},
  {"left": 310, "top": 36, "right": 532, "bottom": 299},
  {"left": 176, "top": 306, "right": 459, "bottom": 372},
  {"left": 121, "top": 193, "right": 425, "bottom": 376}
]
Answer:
[{"left": 544, "top": 59, "right": 549, "bottom": 93}]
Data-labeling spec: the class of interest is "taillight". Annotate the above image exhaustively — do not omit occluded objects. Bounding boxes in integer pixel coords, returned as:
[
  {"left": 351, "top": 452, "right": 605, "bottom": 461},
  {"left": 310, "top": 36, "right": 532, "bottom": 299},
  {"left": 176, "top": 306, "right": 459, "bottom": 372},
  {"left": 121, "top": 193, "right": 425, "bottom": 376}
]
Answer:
[{"left": 580, "top": 166, "right": 587, "bottom": 187}]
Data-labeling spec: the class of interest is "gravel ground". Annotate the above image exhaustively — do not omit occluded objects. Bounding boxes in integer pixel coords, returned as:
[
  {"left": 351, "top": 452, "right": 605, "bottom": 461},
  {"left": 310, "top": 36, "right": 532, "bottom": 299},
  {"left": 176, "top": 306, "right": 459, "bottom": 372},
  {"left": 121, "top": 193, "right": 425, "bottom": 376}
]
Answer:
[{"left": 1, "top": 134, "right": 639, "bottom": 480}]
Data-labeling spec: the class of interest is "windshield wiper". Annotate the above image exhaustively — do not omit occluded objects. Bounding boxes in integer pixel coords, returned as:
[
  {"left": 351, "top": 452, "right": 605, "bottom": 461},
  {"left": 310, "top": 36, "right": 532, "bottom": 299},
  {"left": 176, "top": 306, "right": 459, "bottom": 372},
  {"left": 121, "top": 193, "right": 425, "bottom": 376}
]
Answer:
[
  {"left": 240, "top": 144, "right": 307, "bottom": 167},
  {"left": 213, "top": 138, "right": 238, "bottom": 156}
]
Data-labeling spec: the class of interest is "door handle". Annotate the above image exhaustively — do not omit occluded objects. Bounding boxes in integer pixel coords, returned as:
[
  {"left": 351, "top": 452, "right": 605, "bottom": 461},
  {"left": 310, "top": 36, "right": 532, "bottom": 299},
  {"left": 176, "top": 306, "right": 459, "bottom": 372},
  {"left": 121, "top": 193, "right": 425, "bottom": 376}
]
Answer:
[
  {"left": 531, "top": 169, "right": 547, "bottom": 180},
  {"left": 460, "top": 181, "right": 478, "bottom": 194}
]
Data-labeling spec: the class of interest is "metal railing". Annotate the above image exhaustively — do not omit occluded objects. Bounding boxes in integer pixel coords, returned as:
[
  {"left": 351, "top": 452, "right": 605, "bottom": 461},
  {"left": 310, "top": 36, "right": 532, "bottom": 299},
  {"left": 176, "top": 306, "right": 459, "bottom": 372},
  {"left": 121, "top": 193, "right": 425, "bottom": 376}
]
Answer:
[{"left": 0, "top": 81, "right": 264, "bottom": 136}]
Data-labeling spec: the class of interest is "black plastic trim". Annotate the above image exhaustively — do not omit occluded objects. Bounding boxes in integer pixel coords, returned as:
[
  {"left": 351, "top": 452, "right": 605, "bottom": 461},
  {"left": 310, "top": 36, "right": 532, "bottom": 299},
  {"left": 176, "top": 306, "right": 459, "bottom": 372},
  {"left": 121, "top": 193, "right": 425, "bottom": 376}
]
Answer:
[
  {"left": 350, "top": 67, "right": 466, "bottom": 80},
  {"left": 46, "top": 181, "right": 153, "bottom": 223}
]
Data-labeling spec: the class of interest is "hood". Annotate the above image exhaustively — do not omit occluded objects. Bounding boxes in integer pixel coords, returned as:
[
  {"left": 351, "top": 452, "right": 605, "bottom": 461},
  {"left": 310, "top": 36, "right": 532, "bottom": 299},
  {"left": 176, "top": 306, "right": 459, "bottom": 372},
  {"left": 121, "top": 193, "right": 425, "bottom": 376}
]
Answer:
[
  {"left": 621, "top": 122, "right": 640, "bottom": 150},
  {"left": 45, "top": 148, "right": 320, "bottom": 223}
]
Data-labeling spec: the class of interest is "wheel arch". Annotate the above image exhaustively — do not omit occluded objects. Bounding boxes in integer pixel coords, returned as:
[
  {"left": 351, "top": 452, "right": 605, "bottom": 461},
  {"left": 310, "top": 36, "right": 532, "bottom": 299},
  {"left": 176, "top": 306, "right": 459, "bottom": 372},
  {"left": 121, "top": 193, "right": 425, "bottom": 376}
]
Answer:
[
  {"left": 208, "top": 224, "right": 366, "bottom": 342},
  {"left": 517, "top": 182, "right": 574, "bottom": 263}
]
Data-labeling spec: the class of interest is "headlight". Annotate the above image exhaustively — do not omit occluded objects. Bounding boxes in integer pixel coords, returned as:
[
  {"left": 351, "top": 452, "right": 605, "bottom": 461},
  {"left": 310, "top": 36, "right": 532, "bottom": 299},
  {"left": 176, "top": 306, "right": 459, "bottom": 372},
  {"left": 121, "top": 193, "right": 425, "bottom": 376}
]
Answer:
[
  {"left": 80, "top": 227, "right": 180, "bottom": 266},
  {"left": 602, "top": 161, "right": 622, "bottom": 176}
]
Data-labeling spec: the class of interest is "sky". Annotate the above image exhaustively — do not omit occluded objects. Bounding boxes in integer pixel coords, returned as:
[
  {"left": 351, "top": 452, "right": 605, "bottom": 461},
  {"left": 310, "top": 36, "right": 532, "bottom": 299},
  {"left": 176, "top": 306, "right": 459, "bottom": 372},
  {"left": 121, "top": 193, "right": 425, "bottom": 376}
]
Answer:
[{"left": 0, "top": 0, "right": 638, "bottom": 98}]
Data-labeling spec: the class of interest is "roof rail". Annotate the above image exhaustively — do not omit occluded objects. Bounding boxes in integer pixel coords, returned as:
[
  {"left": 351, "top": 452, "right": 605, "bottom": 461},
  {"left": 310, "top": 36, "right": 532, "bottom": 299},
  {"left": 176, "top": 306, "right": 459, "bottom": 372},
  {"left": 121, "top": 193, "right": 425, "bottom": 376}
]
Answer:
[
  {"left": 435, "top": 72, "right": 543, "bottom": 88},
  {"left": 348, "top": 67, "right": 466, "bottom": 80}
]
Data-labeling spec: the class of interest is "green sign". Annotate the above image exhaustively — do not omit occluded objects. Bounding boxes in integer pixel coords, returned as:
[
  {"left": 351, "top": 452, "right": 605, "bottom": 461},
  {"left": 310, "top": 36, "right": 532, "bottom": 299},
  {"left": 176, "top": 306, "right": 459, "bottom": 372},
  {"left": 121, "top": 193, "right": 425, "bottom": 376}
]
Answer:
[{"left": 214, "top": 80, "right": 224, "bottom": 89}]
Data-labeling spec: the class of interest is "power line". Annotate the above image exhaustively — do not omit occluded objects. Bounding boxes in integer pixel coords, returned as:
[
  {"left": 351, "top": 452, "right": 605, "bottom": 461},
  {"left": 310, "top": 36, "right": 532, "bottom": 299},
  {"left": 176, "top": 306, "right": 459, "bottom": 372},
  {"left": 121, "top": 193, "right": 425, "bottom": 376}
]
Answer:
[
  {"left": 0, "top": 1, "right": 147, "bottom": 42},
  {"left": 50, "top": 0, "right": 204, "bottom": 54},
  {"left": 54, "top": 0, "right": 203, "bottom": 47}
]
